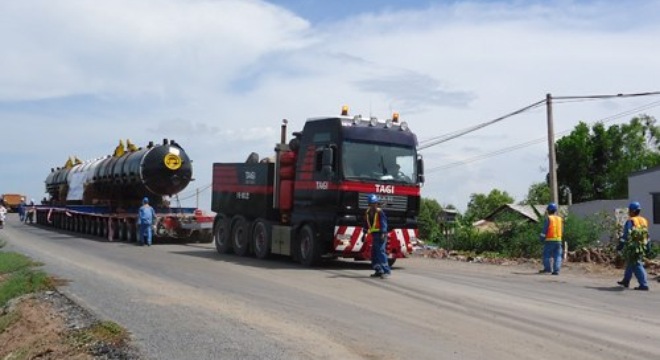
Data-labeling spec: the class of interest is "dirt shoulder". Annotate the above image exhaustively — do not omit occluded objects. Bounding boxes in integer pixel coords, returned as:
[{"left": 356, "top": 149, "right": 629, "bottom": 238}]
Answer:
[{"left": 1, "top": 290, "right": 142, "bottom": 360}]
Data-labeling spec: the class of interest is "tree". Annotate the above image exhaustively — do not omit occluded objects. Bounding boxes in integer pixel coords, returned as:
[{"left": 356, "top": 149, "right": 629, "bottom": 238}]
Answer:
[
  {"left": 520, "top": 182, "right": 550, "bottom": 205},
  {"left": 418, "top": 197, "right": 442, "bottom": 241},
  {"left": 556, "top": 115, "right": 660, "bottom": 203},
  {"left": 463, "top": 189, "right": 514, "bottom": 222}
]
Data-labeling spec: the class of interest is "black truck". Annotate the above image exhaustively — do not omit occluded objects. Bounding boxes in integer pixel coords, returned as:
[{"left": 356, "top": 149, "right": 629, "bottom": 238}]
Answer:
[{"left": 212, "top": 107, "right": 424, "bottom": 266}]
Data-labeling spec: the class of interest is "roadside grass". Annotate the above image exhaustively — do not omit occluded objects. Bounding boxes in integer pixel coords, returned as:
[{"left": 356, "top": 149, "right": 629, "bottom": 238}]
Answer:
[
  {"left": 68, "top": 320, "right": 130, "bottom": 350},
  {"left": 0, "top": 237, "right": 133, "bottom": 358}
]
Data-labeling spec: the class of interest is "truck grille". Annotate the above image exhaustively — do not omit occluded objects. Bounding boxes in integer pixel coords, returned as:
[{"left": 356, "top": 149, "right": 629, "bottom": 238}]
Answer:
[{"left": 358, "top": 193, "right": 408, "bottom": 212}]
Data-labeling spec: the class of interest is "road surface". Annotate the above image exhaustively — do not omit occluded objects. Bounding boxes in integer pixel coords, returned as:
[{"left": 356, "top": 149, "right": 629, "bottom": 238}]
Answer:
[{"left": 1, "top": 214, "right": 659, "bottom": 360}]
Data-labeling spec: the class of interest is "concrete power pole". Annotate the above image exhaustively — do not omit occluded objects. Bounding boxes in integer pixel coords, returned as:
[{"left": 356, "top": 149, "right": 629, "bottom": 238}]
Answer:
[{"left": 546, "top": 93, "right": 559, "bottom": 204}]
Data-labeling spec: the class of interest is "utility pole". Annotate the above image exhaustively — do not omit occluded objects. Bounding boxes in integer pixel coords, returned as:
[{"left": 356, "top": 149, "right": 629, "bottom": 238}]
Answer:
[
  {"left": 196, "top": 187, "right": 199, "bottom": 209},
  {"left": 546, "top": 93, "right": 559, "bottom": 204}
]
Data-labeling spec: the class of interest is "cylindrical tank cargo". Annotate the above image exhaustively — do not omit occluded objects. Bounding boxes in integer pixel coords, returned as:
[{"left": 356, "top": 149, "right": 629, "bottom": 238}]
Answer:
[
  {"left": 45, "top": 142, "right": 193, "bottom": 204},
  {"left": 89, "top": 142, "right": 193, "bottom": 197}
]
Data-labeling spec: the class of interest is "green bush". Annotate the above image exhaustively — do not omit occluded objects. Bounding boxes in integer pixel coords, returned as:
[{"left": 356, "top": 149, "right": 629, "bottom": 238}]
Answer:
[
  {"left": 563, "top": 214, "right": 602, "bottom": 251},
  {"left": 438, "top": 213, "right": 602, "bottom": 259}
]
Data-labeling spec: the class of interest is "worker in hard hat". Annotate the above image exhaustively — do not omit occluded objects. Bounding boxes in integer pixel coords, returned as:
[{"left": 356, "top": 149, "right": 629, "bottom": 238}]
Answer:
[
  {"left": 18, "top": 198, "right": 26, "bottom": 222},
  {"left": 24, "top": 199, "right": 36, "bottom": 224},
  {"left": 539, "top": 203, "right": 563, "bottom": 275},
  {"left": 137, "top": 197, "right": 157, "bottom": 246},
  {"left": 363, "top": 194, "right": 391, "bottom": 279},
  {"left": 616, "top": 201, "right": 650, "bottom": 291},
  {"left": 0, "top": 202, "right": 7, "bottom": 229}
]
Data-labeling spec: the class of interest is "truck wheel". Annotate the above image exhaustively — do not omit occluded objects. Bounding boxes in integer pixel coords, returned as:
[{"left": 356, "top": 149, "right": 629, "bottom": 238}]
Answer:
[
  {"left": 252, "top": 219, "right": 271, "bottom": 260},
  {"left": 214, "top": 215, "right": 231, "bottom": 254},
  {"left": 298, "top": 224, "right": 322, "bottom": 267},
  {"left": 231, "top": 216, "right": 250, "bottom": 257},
  {"left": 388, "top": 258, "right": 397, "bottom": 267}
]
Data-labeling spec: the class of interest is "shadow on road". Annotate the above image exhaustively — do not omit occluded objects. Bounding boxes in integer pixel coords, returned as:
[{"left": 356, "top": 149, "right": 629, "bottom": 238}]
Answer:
[
  {"left": 169, "top": 248, "right": 405, "bottom": 273},
  {"left": 585, "top": 286, "right": 626, "bottom": 292}
]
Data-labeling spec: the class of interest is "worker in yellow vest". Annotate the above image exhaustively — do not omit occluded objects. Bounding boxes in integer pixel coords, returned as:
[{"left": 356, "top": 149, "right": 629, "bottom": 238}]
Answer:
[
  {"left": 539, "top": 203, "right": 563, "bottom": 275},
  {"left": 363, "top": 194, "right": 391, "bottom": 279},
  {"left": 616, "top": 201, "right": 650, "bottom": 291}
]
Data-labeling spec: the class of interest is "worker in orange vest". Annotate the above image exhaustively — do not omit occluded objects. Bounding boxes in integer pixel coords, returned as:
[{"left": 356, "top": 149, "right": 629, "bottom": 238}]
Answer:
[
  {"left": 616, "top": 201, "right": 650, "bottom": 291},
  {"left": 539, "top": 203, "right": 563, "bottom": 275}
]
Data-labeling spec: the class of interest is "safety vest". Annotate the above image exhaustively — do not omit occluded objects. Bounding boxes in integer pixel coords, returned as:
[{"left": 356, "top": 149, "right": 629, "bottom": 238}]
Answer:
[
  {"left": 630, "top": 216, "right": 649, "bottom": 244},
  {"left": 365, "top": 208, "right": 382, "bottom": 234},
  {"left": 545, "top": 215, "right": 563, "bottom": 241}
]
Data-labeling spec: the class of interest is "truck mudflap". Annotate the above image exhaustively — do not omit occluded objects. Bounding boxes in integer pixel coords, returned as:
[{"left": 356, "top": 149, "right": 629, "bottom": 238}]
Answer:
[{"left": 333, "top": 226, "right": 416, "bottom": 260}]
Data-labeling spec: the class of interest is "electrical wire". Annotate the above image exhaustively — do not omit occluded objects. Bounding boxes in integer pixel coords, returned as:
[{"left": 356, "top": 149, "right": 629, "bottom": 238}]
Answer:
[
  {"left": 419, "top": 91, "right": 660, "bottom": 150},
  {"left": 418, "top": 99, "right": 546, "bottom": 150},
  {"left": 175, "top": 183, "right": 211, "bottom": 201},
  {"left": 424, "top": 99, "right": 660, "bottom": 174}
]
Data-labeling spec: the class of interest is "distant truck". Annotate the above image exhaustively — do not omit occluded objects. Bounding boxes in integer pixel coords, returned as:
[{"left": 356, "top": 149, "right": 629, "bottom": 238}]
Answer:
[
  {"left": 211, "top": 107, "right": 424, "bottom": 266},
  {"left": 1, "top": 194, "right": 26, "bottom": 212}
]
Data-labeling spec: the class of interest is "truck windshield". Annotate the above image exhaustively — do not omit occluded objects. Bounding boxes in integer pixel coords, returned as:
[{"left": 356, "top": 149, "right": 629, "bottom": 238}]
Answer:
[{"left": 342, "top": 141, "right": 416, "bottom": 184}]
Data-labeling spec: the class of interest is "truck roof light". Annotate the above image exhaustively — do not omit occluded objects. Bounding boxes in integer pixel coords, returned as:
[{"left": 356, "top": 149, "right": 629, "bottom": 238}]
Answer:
[
  {"left": 352, "top": 116, "right": 360, "bottom": 125},
  {"left": 392, "top": 112, "right": 400, "bottom": 123},
  {"left": 385, "top": 119, "right": 393, "bottom": 128},
  {"left": 400, "top": 121, "right": 409, "bottom": 131},
  {"left": 369, "top": 117, "right": 378, "bottom": 127},
  {"left": 341, "top": 105, "right": 349, "bottom": 116}
]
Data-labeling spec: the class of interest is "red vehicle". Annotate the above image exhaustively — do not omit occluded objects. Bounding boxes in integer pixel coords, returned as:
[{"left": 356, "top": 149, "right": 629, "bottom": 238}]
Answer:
[
  {"left": 34, "top": 139, "right": 214, "bottom": 243},
  {"left": 212, "top": 107, "right": 424, "bottom": 266}
]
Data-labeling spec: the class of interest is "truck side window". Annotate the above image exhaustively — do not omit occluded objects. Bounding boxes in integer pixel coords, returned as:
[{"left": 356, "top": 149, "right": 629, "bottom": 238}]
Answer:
[{"left": 315, "top": 150, "right": 323, "bottom": 172}]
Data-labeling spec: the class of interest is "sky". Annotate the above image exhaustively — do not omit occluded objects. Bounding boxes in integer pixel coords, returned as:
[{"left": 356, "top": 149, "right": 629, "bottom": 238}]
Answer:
[{"left": 1, "top": 0, "right": 660, "bottom": 212}]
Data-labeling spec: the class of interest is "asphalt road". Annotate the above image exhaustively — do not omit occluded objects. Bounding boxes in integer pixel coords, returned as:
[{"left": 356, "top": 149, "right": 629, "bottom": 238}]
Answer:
[{"left": 2, "top": 214, "right": 660, "bottom": 360}]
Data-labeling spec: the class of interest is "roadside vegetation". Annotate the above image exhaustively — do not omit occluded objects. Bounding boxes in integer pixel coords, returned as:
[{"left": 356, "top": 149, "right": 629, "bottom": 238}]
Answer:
[{"left": 0, "top": 237, "right": 136, "bottom": 359}]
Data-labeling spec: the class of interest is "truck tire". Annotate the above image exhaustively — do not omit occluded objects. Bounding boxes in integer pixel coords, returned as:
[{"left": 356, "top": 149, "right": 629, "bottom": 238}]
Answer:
[
  {"left": 298, "top": 224, "right": 322, "bottom": 267},
  {"left": 214, "top": 214, "right": 231, "bottom": 254},
  {"left": 252, "top": 219, "right": 271, "bottom": 260},
  {"left": 231, "top": 216, "right": 250, "bottom": 257}
]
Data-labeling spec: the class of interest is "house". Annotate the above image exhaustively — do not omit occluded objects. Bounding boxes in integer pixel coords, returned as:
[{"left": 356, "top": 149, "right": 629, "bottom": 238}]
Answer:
[
  {"left": 473, "top": 204, "right": 565, "bottom": 231},
  {"left": 628, "top": 165, "right": 660, "bottom": 240}
]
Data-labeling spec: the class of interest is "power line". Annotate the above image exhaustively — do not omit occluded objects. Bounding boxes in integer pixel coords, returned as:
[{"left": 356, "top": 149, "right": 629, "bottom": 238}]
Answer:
[
  {"left": 418, "top": 99, "right": 546, "bottom": 150},
  {"left": 419, "top": 91, "right": 660, "bottom": 150},
  {"left": 425, "top": 99, "right": 660, "bottom": 174}
]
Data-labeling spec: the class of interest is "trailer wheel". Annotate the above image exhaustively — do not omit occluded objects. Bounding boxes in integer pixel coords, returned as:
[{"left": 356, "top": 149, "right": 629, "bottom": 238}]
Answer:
[
  {"left": 128, "top": 222, "right": 137, "bottom": 243},
  {"left": 84, "top": 217, "right": 92, "bottom": 234},
  {"left": 252, "top": 219, "right": 271, "bottom": 260},
  {"left": 298, "top": 224, "right": 322, "bottom": 267},
  {"left": 214, "top": 215, "right": 231, "bottom": 254},
  {"left": 231, "top": 216, "right": 250, "bottom": 257},
  {"left": 119, "top": 221, "right": 128, "bottom": 241},
  {"left": 99, "top": 218, "right": 107, "bottom": 238}
]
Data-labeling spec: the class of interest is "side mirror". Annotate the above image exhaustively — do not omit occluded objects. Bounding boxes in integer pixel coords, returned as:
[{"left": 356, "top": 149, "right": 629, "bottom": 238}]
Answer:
[
  {"left": 322, "top": 147, "right": 335, "bottom": 178},
  {"left": 417, "top": 155, "right": 425, "bottom": 184}
]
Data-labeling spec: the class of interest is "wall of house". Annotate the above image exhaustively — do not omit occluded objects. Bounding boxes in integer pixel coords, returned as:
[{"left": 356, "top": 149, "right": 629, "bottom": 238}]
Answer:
[
  {"left": 569, "top": 200, "right": 629, "bottom": 244},
  {"left": 628, "top": 167, "right": 660, "bottom": 241}
]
